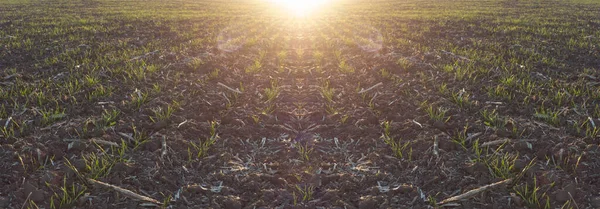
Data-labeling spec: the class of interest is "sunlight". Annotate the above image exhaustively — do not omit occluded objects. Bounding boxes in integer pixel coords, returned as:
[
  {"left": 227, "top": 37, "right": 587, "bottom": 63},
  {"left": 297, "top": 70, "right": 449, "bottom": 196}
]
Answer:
[{"left": 268, "top": 0, "right": 329, "bottom": 17}]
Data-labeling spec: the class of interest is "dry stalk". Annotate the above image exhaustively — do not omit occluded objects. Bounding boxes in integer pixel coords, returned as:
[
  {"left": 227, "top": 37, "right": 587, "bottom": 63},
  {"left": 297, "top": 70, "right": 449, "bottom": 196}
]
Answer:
[
  {"left": 217, "top": 82, "right": 243, "bottom": 94},
  {"left": 438, "top": 178, "right": 512, "bottom": 205},
  {"left": 87, "top": 178, "right": 162, "bottom": 205},
  {"left": 358, "top": 82, "right": 383, "bottom": 94}
]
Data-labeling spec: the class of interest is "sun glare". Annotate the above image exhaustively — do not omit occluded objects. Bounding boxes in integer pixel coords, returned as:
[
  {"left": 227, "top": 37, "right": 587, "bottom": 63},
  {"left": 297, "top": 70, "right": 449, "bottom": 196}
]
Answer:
[{"left": 268, "top": 0, "right": 329, "bottom": 17}]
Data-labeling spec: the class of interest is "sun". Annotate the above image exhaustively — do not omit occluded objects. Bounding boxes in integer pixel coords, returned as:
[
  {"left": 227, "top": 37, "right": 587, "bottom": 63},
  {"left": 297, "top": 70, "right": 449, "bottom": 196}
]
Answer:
[{"left": 268, "top": 0, "right": 329, "bottom": 17}]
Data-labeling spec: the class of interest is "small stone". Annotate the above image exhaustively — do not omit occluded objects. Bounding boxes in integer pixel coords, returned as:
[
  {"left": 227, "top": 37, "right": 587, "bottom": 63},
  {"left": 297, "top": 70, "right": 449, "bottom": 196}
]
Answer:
[
  {"left": 393, "top": 184, "right": 415, "bottom": 194},
  {"left": 539, "top": 171, "right": 560, "bottom": 186},
  {"left": 151, "top": 120, "right": 169, "bottom": 130},
  {"left": 220, "top": 186, "right": 236, "bottom": 196},
  {"left": 424, "top": 53, "right": 435, "bottom": 60},
  {"left": 77, "top": 194, "right": 89, "bottom": 207},
  {"left": 50, "top": 149, "right": 65, "bottom": 161},
  {"left": 72, "top": 159, "right": 86, "bottom": 171},
  {"left": 322, "top": 189, "right": 339, "bottom": 201},
  {"left": 585, "top": 144, "right": 599, "bottom": 153},
  {"left": 513, "top": 141, "right": 532, "bottom": 152},
  {"left": 307, "top": 174, "right": 322, "bottom": 187},
  {"left": 358, "top": 196, "right": 378, "bottom": 209},
  {"left": 590, "top": 196, "right": 600, "bottom": 208},
  {"left": 186, "top": 184, "right": 205, "bottom": 194},
  {"left": 22, "top": 182, "right": 38, "bottom": 197},
  {"left": 245, "top": 180, "right": 260, "bottom": 193},
  {"left": 162, "top": 52, "right": 177, "bottom": 61},
  {"left": 553, "top": 148, "right": 566, "bottom": 161},
  {"left": 554, "top": 190, "right": 570, "bottom": 203},
  {"left": 269, "top": 177, "right": 287, "bottom": 186},
  {"left": 465, "top": 162, "right": 486, "bottom": 175},
  {"left": 432, "top": 121, "right": 447, "bottom": 130},
  {"left": 30, "top": 190, "right": 45, "bottom": 202},
  {"left": 563, "top": 183, "right": 577, "bottom": 197},
  {"left": 322, "top": 174, "right": 341, "bottom": 185},
  {"left": 67, "top": 141, "right": 86, "bottom": 152},
  {"left": 222, "top": 196, "right": 241, "bottom": 209},
  {"left": 438, "top": 138, "right": 458, "bottom": 151},
  {"left": 112, "top": 162, "right": 135, "bottom": 175},
  {"left": 534, "top": 149, "right": 549, "bottom": 159},
  {"left": 513, "top": 159, "right": 528, "bottom": 171},
  {"left": 338, "top": 200, "right": 357, "bottom": 209},
  {"left": 366, "top": 186, "right": 379, "bottom": 195},
  {"left": 510, "top": 193, "right": 523, "bottom": 207},
  {"left": 0, "top": 196, "right": 10, "bottom": 208},
  {"left": 525, "top": 165, "right": 539, "bottom": 178},
  {"left": 496, "top": 129, "right": 512, "bottom": 137},
  {"left": 141, "top": 139, "right": 160, "bottom": 152},
  {"left": 261, "top": 190, "right": 276, "bottom": 202},
  {"left": 40, "top": 171, "right": 60, "bottom": 185}
]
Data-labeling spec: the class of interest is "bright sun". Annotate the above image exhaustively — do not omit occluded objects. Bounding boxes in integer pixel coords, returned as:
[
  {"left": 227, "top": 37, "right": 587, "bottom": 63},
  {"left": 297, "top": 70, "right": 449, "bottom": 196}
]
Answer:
[{"left": 268, "top": 0, "right": 329, "bottom": 17}]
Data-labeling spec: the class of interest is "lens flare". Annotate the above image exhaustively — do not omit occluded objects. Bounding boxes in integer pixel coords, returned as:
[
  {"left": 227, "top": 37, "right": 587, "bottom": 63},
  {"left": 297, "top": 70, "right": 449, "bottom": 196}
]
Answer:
[
  {"left": 216, "top": 23, "right": 247, "bottom": 52},
  {"left": 354, "top": 24, "right": 383, "bottom": 52},
  {"left": 268, "top": 0, "right": 328, "bottom": 17}
]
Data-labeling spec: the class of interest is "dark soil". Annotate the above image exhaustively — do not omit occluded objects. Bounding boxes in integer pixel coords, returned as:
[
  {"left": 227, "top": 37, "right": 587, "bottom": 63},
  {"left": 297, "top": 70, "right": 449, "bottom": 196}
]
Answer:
[{"left": 1, "top": 0, "right": 600, "bottom": 209}]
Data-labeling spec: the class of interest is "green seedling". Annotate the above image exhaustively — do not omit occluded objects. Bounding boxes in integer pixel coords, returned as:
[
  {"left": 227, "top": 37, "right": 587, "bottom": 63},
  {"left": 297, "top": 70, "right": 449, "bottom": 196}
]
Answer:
[
  {"left": 546, "top": 153, "right": 582, "bottom": 175},
  {"left": 534, "top": 106, "right": 560, "bottom": 126},
  {"left": 264, "top": 79, "right": 280, "bottom": 103},
  {"left": 161, "top": 194, "right": 172, "bottom": 209},
  {"left": 320, "top": 80, "right": 335, "bottom": 103},
  {"left": 188, "top": 135, "right": 216, "bottom": 160},
  {"left": 325, "top": 103, "right": 340, "bottom": 115},
  {"left": 379, "top": 68, "right": 390, "bottom": 79},
  {"left": 187, "top": 58, "right": 204, "bottom": 70},
  {"left": 152, "top": 84, "right": 161, "bottom": 94},
  {"left": 396, "top": 57, "right": 413, "bottom": 69},
  {"left": 83, "top": 151, "right": 115, "bottom": 179},
  {"left": 245, "top": 59, "right": 262, "bottom": 74},
  {"left": 340, "top": 114, "right": 350, "bottom": 124},
  {"left": 188, "top": 121, "right": 218, "bottom": 161},
  {"left": 438, "top": 83, "right": 448, "bottom": 94},
  {"left": 338, "top": 60, "right": 355, "bottom": 73},
  {"left": 48, "top": 178, "right": 87, "bottom": 209},
  {"left": 40, "top": 108, "right": 66, "bottom": 126},
  {"left": 471, "top": 139, "right": 485, "bottom": 162},
  {"left": 99, "top": 109, "right": 120, "bottom": 128},
  {"left": 87, "top": 85, "right": 112, "bottom": 100},
  {"left": 277, "top": 50, "right": 287, "bottom": 72},
  {"left": 485, "top": 151, "right": 518, "bottom": 179},
  {"left": 296, "top": 143, "right": 313, "bottom": 161},
  {"left": 295, "top": 184, "right": 314, "bottom": 203},
  {"left": 209, "top": 68, "right": 220, "bottom": 79},
  {"left": 313, "top": 51, "right": 324, "bottom": 67},
  {"left": 260, "top": 103, "right": 276, "bottom": 115},
  {"left": 130, "top": 89, "right": 148, "bottom": 110},
  {"left": 451, "top": 89, "right": 471, "bottom": 108},
  {"left": 452, "top": 124, "right": 469, "bottom": 150},
  {"left": 382, "top": 131, "right": 412, "bottom": 160},
  {"left": 513, "top": 177, "right": 553, "bottom": 209},
  {"left": 251, "top": 115, "right": 260, "bottom": 124},
  {"left": 150, "top": 102, "right": 177, "bottom": 123},
  {"left": 488, "top": 84, "right": 513, "bottom": 100},
  {"left": 424, "top": 104, "right": 450, "bottom": 123},
  {"left": 131, "top": 125, "right": 149, "bottom": 149},
  {"left": 481, "top": 109, "right": 506, "bottom": 129},
  {"left": 84, "top": 75, "right": 100, "bottom": 86},
  {"left": 381, "top": 120, "right": 392, "bottom": 137}
]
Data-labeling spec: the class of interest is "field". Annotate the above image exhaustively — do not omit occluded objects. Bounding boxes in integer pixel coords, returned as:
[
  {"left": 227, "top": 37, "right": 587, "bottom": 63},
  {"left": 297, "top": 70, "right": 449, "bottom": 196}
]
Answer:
[{"left": 1, "top": 0, "right": 600, "bottom": 208}]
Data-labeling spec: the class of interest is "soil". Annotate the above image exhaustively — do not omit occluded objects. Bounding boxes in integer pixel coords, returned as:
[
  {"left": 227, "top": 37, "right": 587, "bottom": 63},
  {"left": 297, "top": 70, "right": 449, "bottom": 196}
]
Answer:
[{"left": 1, "top": 0, "right": 600, "bottom": 209}]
